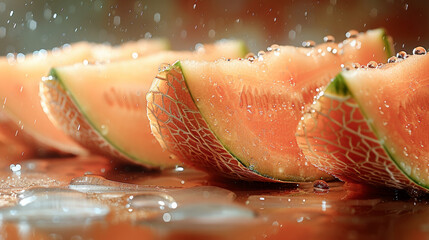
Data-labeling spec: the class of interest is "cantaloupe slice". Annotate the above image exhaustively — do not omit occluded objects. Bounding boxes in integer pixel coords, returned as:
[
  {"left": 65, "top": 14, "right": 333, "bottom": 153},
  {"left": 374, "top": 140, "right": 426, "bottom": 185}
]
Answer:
[
  {"left": 0, "top": 39, "right": 168, "bottom": 156},
  {"left": 40, "top": 40, "right": 247, "bottom": 168},
  {"left": 147, "top": 29, "right": 393, "bottom": 181},
  {"left": 296, "top": 49, "right": 429, "bottom": 192}
]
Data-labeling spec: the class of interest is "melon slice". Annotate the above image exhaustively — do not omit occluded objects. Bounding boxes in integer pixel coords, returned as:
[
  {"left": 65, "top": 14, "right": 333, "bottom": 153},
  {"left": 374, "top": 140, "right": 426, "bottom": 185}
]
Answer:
[
  {"left": 40, "top": 40, "right": 247, "bottom": 168},
  {"left": 0, "top": 39, "right": 168, "bottom": 156},
  {"left": 296, "top": 49, "right": 429, "bottom": 191},
  {"left": 147, "top": 29, "right": 393, "bottom": 182}
]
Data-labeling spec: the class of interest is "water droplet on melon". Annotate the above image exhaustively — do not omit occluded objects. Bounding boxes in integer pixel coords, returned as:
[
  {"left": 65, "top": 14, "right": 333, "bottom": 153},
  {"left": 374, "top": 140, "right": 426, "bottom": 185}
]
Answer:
[
  {"left": 302, "top": 40, "right": 315, "bottom": 48},
  {"left": 388, "top": 56, "right": 397, "bottom": 63},
  {"left": 412, "top": 46, "right": 427, "bottom": 55},
  {"left": 323, "top": 35, "right": 335, "bottom": 43},
  {"left": 158, "top": 63, "right": 171, "bottom": 72},
  {"left": 345, "top": 30, "right": 359, "bottom": 38},
  {"left": 257, "top": 51, "right": 265, "bottom": 61},
  {"left": 367, "top": 61, "right": 377, "bottom": 68},
  {"left": 396, "top": 51, "right": 408, "bottom": 59},
  {"left": 100, "top": 124, "right": 109, "bottom": 135}
]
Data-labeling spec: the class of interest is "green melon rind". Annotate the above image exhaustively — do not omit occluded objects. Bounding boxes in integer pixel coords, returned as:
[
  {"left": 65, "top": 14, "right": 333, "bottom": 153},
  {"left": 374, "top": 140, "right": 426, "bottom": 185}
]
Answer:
[
  {"left": 49, "top": 68, "right": 161, "bottom": 168},
  {"left": 175, "top": 61, "right": 284, "bottom": 181},
  {"left": 324, "top": 72, "right": 428, "bottom": 189},
  {"left": 381, "top": 29, "right": 393, "bottom": 59}
]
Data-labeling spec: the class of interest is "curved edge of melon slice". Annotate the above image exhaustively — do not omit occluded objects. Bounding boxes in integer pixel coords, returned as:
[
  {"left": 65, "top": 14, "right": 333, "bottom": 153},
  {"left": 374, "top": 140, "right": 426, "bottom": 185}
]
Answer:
[
  {"left": 330, "top": 73, "right": 428, "bottom": 190},
  {"left": 40, "top": 69, "right": 160, "bottom": 169},
  {"left": 147, "top": 61, "right": 286, "bottom": 182},
  {"left": 297, "top": 73, "right": 426, "bottom": 191}
]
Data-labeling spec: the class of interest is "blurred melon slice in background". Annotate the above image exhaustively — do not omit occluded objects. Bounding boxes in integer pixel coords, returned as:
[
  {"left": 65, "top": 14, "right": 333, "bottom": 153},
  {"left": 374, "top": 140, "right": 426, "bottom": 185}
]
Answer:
[{"left": 0, "top": 39, "right": 169, "bottom": 159}]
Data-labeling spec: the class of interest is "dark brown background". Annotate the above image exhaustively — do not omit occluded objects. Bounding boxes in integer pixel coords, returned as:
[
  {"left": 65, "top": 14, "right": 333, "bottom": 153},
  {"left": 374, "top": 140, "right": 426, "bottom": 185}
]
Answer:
[{"left": 0, "top": 0, "right": 427, "bottom": 55}]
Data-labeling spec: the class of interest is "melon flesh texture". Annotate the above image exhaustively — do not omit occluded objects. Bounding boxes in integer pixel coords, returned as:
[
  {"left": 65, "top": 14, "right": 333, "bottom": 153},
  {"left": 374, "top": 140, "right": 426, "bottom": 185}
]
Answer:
[
  {"left": 41, "top": 40, "right": 247, "bottom": 168},
  {"left": 147, "top": 29, "right": 392, "bottom": 181},
  {"left": 0, "top": 40, "right": 168, "bottom": 155},
  {"left": 297, "top": 54, "right": 429, "bottom": 191}
]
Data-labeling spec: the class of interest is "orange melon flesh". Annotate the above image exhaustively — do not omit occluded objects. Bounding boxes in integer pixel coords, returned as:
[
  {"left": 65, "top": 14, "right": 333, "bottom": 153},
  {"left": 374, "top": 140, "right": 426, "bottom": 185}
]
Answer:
[
  {"left": 297, "top": 53, "right": 429, "bottom": 191},
  {"left": 91, "top": 39, "right": 170, "bottom": 62},
  {"left": 0, "top": 39, "right": 168, "bottom": 155},
  {"left": 147, "top": 29, "right": 393, "bottom": 181},
  {"left": 40, "top": 40, "right": 248, "bottom": 168}
]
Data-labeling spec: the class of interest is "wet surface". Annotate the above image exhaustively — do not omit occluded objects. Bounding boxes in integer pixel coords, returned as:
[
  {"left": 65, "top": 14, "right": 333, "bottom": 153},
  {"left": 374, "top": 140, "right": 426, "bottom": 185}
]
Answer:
[{"left": 0, "top": 155, "right": 427, "bottom": 240}]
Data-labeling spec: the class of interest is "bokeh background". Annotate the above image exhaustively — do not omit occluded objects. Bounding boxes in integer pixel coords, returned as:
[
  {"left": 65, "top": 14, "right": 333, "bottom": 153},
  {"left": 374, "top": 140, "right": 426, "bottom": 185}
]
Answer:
[{"left": 0, "top": 0, "right": 427, "bottom": 55}]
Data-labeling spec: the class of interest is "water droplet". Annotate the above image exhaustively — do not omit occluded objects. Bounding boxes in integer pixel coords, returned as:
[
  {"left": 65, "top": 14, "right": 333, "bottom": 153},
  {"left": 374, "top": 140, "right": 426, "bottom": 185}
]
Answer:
[
  {"left": 345, "top": 30, "right": 359, "bottom": 38},
  {"left": 9, "top": 164, "right": 21, "bottom": 173},
  {"left": 367, "top": 61, "right": 377, "bottom": 68},
  {"left": 127, "top": 192, "right": 177, "bottom": 211},
  {"left": 323, "top": 35, "right": 335, "bottom": 43},
  {"left": 412, "top": 46, "right": 427, "bottom": 55},
  {"left": 341, "top": 63, "right": 354, "bottom": 71},
  {"left": 152, "top": 203, "right": 255, "bottom": 224},
  {"left": 396, "top": 51, "right": 408, "bottom": 59},
  {"left": 383, "top": 100, "right": 390, "bottom": 108},
  {"left": 313, "top": 180, "right": 329, "bottom": 192},
  {"left": 0, "top": 187, "right": 109, "bottom": 226},
  {"left": 100, "top": 124, "right": 109, "bottom": 135},
  {"left": 69, "top": 175, "right": 164, "bottom": 194},
  {"left": 388, "top": 56, "right": 397, "bottom": 63},
  {"left": 153, "top": 13, "right": 161, "bottom": 23},
  {"left": 158, "top": 63, "right": 171, "bottom": 72},
  {"left": 302, "top": 40, "right": 315, "bottom": 48},
  {"left": 256, "top": 51, "right": 265, "bottom": 61},
  {"left": 245, "top": 53, "right": 255, "bottom": 62}
]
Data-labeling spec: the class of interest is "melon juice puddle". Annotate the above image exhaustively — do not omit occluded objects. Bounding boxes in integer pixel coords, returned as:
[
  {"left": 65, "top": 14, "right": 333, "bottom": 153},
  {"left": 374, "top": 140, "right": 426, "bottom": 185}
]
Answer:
[{"left": 0, "top": 154, "right": 427, "bottom": 240}]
